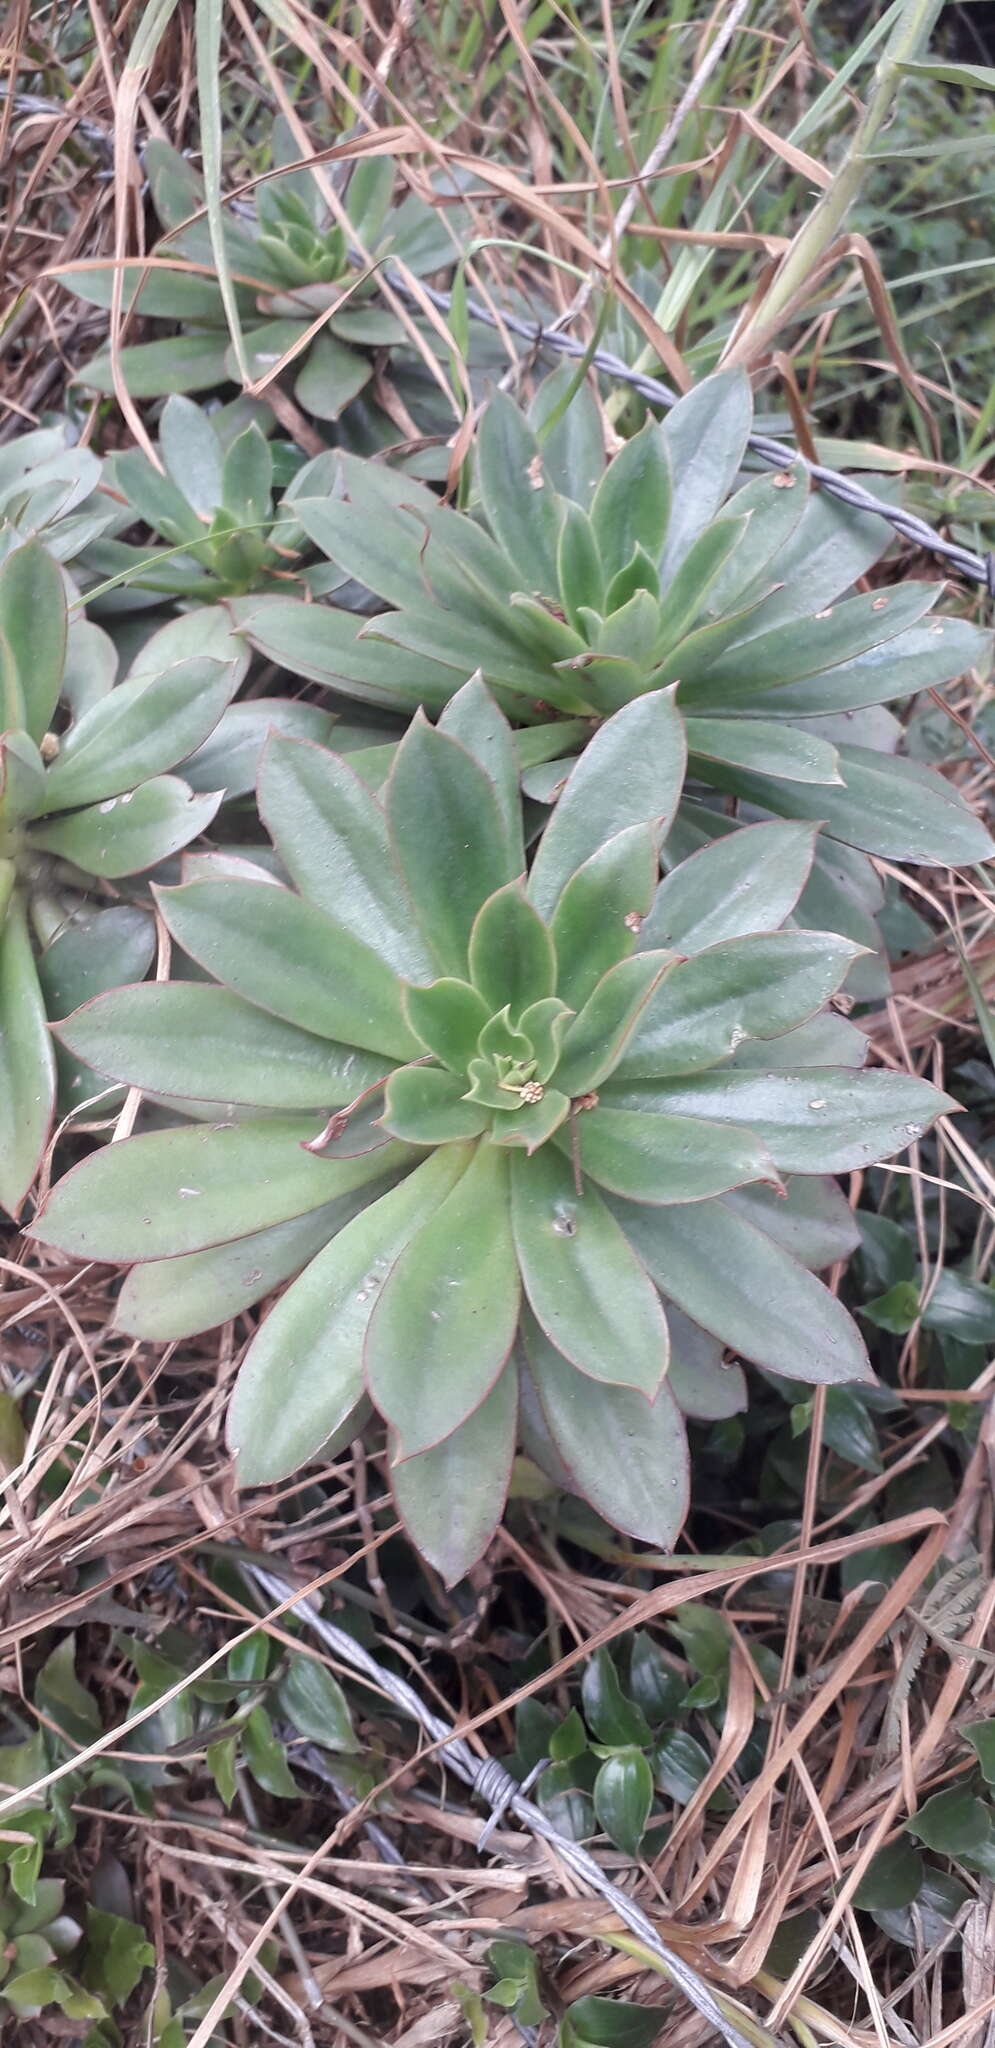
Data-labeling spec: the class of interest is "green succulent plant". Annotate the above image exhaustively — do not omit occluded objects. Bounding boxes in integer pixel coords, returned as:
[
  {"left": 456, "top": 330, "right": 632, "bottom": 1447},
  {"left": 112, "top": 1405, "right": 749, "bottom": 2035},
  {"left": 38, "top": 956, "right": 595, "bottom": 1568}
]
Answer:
[
  {"left": 31, "top": 680, "right": 952, "bottom": 1583},
  {"left": 237, "top": 367, "right": 994, "bottom": 883},
  {"left": 79, "top": 394, "right": 345, "bottom": 608},
  {"left": 0, "top": 540, "right": 246, "bottom": 1216},
  {"left": 0, "top": 422, "right": 115, "bottom": 568},
  {"left": 0, "top": 1871, "right": 89, "bottom": 2022},
  {"left": 65, "top": 126, "right": 465, "bottom": 422}
]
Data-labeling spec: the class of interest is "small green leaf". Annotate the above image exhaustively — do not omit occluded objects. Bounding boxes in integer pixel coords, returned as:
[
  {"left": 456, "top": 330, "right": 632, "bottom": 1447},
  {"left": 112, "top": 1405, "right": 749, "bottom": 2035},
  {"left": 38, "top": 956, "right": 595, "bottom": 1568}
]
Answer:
[
  {"left": 853, "top": 1838, "right": 924, "bottom": 1912},
  {"left": 529, "top": 691, "right": 685, "bottom": 920},
  {"left": 612, "top": 932, "right": 862, "bottom": 1081},
  {"left": 582, "top": 1648, "right": 652, "bottom": 1748},
  {"left": 652, "top": 1728, "right": 714, "bottom": 1804},
  {"left": 381, "top": 1065, "right": 487, "bottom": 1144},
  {"left": 35, "top": 1636, "right": 102, "bottom": 1750},
  {"left": 207, "top": 1735, "right": 238, "bottom": 1808},
  {"left": 277, "top": 1653, "right": 357, "bottom": 1753},
  {"left": 562, "top": 1996, "right": 664, "bottom": 2048},
  {"left": 367, "top": 1144, "right": 519, "bottom": 1458},
  {"left": 571, "top": 1103, "right": 776, "bottom": 1205},
  {"left": 27, "top": 779, "right": 222, "bottom": 879},
  {"left": 41, "top": 658, "right": 235, "bottom": 812},
  {"left": 0, "top": 540, "right": 67, "bottom": 742},
  {"left": 511, "top": 1146, "right": 668, "bottom": 1393},
  {"left": 242, "top": 1706, "right": 297, "bottom": 1799},
  {"left": 552, "top": 825, "right": 659, "bottom": 1011},
  {"left": 0, "top": 894, "right": 56, "bottom": 1216},
  {"left": 404, "top": 978, "right": 491, "bottom": 1070},
  {"left": 523, "top": 1318, "right": 689, "bottom": 1547},
  {"left": 31, "top": 1119, "right": 407, "bottom": 1262},
  {"left": 477, "top": 393, "right": 561, "bottom": 592},
  {"left": 257, "top": 735, "right": 431, "bottom": 982},
  {"left": 906, "top": 1787, "right": 993, "bottom": 1859},
  {"left": 390, "top": 1360, "right": 518, "bottom": 1586},
  {"left": 555, "top": 953, "right": 671, "bottom": 1098},
  {"left": 468, "top": 882, "right": 555, "bottom": 1019},
  {"left": 615, "top": 1194, "right": 873, "bottom": 1386},
  {"left": 590, "top": 423, "right": 670, "bottom": 583},
  {"left": 628, "top": 1634, "right": 684, "bottom": 1725},
  {"left": 550, "top": 1708, "right": 588, "bottom": 1765},
  {"left": 439, "top": 674, "right": 525, "bottom": 871},
  {"left": 386, "top": 711, "right": 516, "bottom": 973},
  {"left": 228, "top": 1146, "right": 472, "bottom": 1484},
  {"left": 81, "top": 1908, "right": 154, "bottom": 2007},
  {"left": 55, "top": 983, "right": 386, "bottom": 1110},
  {"left": 965, "top": 1722, "right": 995, "bottom": 1784},
  {"left": 593, "top": 1748, "right": 652, "bottom": 1856},
  {"left": 860, "top": 1280, "right": 921, "bottom": 1335},
  {"left": 155, "top": 877, "right": 419, "bottom": 1060},
  {"left": 76, "top": 333, "right": 233, "bottom": 398}
]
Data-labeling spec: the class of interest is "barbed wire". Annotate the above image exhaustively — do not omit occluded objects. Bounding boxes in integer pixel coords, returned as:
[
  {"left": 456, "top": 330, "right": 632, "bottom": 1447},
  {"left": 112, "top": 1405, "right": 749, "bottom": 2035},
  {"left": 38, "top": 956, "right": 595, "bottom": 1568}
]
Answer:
[
  {"left": 245, "top": 1561, "right": 778, "bottom": 2048},
  {"left": 392, "top": 271, "right": 995, "bottom": 597}
]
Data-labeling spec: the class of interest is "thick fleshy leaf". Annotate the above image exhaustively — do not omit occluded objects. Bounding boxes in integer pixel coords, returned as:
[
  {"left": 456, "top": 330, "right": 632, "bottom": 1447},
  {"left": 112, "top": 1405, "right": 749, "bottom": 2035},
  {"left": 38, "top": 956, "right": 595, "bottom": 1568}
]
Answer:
[
  {"left": 114, "top": 1179, "right": 401, "bottom": 1340},
  {"left": 684, "top": 716, "right": 841, "bottom": 786},
  {"left": 403, "top": 977, "right": 491, "bottom": 1069},
  {"left": 237, "top": 595, "right": 454, "bottom": 713},
  {"left": 0, "top": 731, "right": 45, "bottom": 826},
  {"left": 722, "top": 1176, "right": 859, "bottom": 1271},
  {"left": 529, "top": 362, "right": 604, "bottom": 506},
  {"left": 738, "top": 478, "right": 897, "bottom": 629},
  {"left": 439, "top": 675, "right": 525, "bottom": 871},
  {"left": 700, "top": 463, "right": 809, "bottom": 615},
  {"left": 40, "top": 658, "right": 236, "bottom": 811},
  {"left": 386, "top": 712, "right": 516, "bottom": 973},
  {"left": 76, "top": 333, "right": 233, "bottom": 398},
  {"left": 181, "top": 698, "right": 336, "bottom": 799},
  {"left": 523, "top": 1319, "right": 689, "bottom": 1547},
  {"left": 390, "top": 1361, "right": 518, "bottom": 1586},
  {"left": 477, "top": 394, "right": 560, "bottom": 591},
  {"left": 0, "top": 540, "right": 67, "bottom": 742},
  {"left": 594, "top": 1748, "right": 653, "bottom": 1857},
  {"left": 257, "top": 734, "right": 431, "bottom": 980},
  {"left": 380, "top": 1063, "right": 487, "bottom": 1143},
  {"left": 229, "top": 1147, "right": 472, "bottom": 1483},
  {"left": 729, "top": 1009, "right": 867, "bottom": 1069},
  {"left": 613, "top": 931, "right": 861, "bottom": 1080},
  {"left": 366, "top": 1144, "right": 519, "bottom": 1457},
  {"left": 644, "top": 821, "right": 817, "bottom": 954},
  {"left": 551, "top": 825, "right": 659, "bottom": 1011},
  {"left": 529, "top": 690, "right": 685, "bottom": 919},
  {"left": 556, "top": 953, "right": 672, "bottom": 1097},
  {"left": 681, "top": 582, "right": 938, "bottom": 703},
  {"left": 614, "top": 1194, "right": 873, "bottom": 1384},
  {"left": 0, "top": 894, "right": 56, "bottom": 1215},
  {"left": 37, "top": 905, "right": 155, "bottom": 1114},
  {"left": 659, "top": 369, "right": 752, "bottom": 577},
  {"left": 155, "top": 878, "right": 420, "bottom": 1059},
  {"left": 27, "top": 779, "right": 222, "bottom": 878},
  {"left": 735, "top": 613, "right": 991, "bottom": 717},
  {"left": 489, "top": 1087, "right": 570, "bottom": 1151},
  {"left": 468, "top": 882, "right": 555, "bottom": 1018},
  {"left": 55, "top": 983, "right": 387, "bottom": 1108},
  {"left": 570, "top": 1105, "right": 777, "bottom": 1204},
  {"left": 293, "top": 330, "right": 372, "bottom": 420},
  {"left": 30, "top": 1119, "right": 408, "bottom": 1261},
  {"left": 558, "top": 502, "right": 606, "bottom": 628},
  {"left": 590, "top": 422, "right": 671, "bottom": 583},
  {"left": 641, "top": 1067, "right": 954, "bottom": 1172},
  {"left": 697, "top": 745, "right": 995, "bottom": 864},
  {"left": 666, "top": 1306, "right": 746, "bottom": 1421},
  {"left": 510, "top": 1145, "right": 668, "bottom": 1391},
  {"left": 159, "top": 393, "right": 224, "bottom": 514}
]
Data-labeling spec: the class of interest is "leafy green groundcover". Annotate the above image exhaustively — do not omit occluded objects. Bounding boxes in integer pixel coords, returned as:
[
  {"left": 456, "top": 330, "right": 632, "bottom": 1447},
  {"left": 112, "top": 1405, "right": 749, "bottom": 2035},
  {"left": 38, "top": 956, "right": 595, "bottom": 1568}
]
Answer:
[{"left": 31, "top": 679, "right": 951, "bottom": 1584}]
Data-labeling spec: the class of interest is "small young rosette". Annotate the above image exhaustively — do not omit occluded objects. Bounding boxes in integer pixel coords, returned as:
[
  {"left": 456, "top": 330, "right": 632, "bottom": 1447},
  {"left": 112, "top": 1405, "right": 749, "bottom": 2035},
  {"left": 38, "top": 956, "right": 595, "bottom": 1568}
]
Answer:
[{"left": 32, "top": 682, "right": 954, "bottom": 1583}]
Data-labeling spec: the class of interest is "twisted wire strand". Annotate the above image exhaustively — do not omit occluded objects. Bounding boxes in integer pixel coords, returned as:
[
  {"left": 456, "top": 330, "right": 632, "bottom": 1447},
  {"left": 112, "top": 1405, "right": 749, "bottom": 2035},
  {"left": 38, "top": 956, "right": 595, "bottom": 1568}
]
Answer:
[
  {"left": 245, "top": 1563, "right": 770, "bottom": 2048},
  {"left": 389, "top": 270, "right": 994, "bottom": 593}
]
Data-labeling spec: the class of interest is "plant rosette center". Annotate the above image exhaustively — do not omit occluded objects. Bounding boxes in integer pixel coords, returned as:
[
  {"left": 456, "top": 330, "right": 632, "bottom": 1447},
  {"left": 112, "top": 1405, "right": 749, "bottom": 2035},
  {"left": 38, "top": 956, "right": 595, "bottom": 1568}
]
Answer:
[{"left": 31, "top": 680, "right": 955, "bottom": 1587}]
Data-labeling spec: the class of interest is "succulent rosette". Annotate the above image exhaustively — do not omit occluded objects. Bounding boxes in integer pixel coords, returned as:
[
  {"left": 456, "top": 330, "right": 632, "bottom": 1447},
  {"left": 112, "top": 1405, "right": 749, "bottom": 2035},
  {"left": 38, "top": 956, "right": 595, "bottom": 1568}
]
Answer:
[
  {"left": 32, "top": 682, "right": 953, "bottom": 1582},
  {"left": 0, "top": 540, "right": 244, "bottom": 1217}
]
